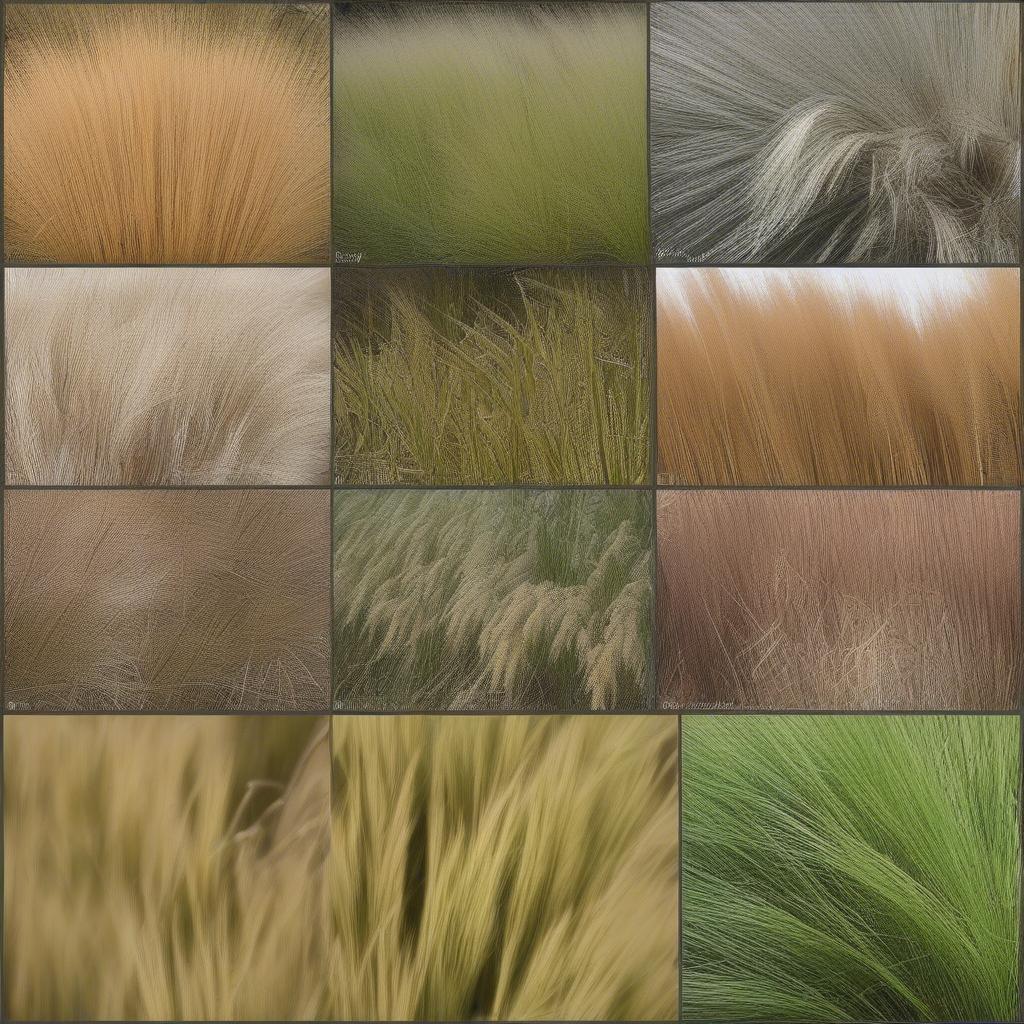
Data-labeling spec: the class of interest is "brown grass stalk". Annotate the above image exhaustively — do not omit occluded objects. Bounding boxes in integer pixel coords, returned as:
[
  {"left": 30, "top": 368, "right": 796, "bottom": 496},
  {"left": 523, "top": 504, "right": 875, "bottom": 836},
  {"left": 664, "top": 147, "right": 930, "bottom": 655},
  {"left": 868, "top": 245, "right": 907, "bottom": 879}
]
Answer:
[{"left": 657, "top": 268, "right": 1021, "bottom": 486}]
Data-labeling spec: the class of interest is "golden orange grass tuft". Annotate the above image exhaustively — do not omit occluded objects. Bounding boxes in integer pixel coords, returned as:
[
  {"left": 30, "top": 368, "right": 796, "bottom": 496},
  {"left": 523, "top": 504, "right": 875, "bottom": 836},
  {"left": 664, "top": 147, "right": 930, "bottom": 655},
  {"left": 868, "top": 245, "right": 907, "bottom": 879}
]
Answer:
[
  {"left": 658, "top": 490, "right": 1021, "bottom": 710},
  {"left": 4, "top": 3, "right": 329, "bottom": 264},
  {"left": 4, "top": 716, "right": 330, "bottom": 1021},
  {"left": 3, "top": 489, "right": 331, "bottom": 710},
  {"left": 657, "top": 269, "right": 1021, "bottom": 486}
]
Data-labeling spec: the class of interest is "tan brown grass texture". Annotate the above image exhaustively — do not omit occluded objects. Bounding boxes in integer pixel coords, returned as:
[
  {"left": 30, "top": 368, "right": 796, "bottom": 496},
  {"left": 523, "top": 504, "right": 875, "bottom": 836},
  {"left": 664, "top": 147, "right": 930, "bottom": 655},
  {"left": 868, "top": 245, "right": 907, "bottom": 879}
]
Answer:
[
  {"left": 5, "top": 268, "right": 330, "bottom": 485},
  {"left": 4, "top": 3, "right": 329, "bottom": 264},
  {"left": 658, "top": 490, "right": 1021, "bottom": 711},
  {"left": 4, "top": 716, "right": 329, "bottom": 1021},
  {"left": 329, "top": 715, "right": 679, "bottom": 1021},
  {"left": 3, "top": 490, "right": 330, "bottom": 710},
  {"left": 657, "top": 268, "right": 1021, "bottom": 486}
]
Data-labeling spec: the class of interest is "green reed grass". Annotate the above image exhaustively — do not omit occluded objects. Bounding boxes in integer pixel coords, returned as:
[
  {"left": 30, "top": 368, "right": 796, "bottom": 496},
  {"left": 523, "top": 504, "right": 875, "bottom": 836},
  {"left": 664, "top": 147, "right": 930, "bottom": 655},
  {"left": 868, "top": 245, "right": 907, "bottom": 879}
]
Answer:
[
  {"left": 332, "top": 4, "right": 648, "bottom": 264},
  {"left": 333, "top": 269, "right": 650, "bottom": 485},
  {"left": 333, "top": 489, "right": 652, "bottom": 710},
  {"left": 682, "top": 715, "right": 1020, "bottom": 1021}
]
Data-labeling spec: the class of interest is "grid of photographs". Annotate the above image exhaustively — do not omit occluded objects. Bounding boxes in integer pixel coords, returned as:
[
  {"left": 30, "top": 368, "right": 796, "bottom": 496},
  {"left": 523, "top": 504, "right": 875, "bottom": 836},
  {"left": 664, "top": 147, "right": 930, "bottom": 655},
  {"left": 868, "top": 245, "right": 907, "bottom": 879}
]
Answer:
[{"left": 1, "top": 1, "right": 1021, "bottom": 1022}]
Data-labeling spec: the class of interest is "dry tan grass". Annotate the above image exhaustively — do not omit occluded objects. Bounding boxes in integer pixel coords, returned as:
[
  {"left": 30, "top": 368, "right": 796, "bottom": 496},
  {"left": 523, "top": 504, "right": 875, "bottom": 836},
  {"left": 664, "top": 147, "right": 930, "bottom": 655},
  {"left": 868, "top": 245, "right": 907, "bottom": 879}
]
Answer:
[
  {"left": 4, "top": 490, "right": 331, "bottom": 710},
  {"left": 4, "top": 716, "right": 329, "bottom": 1021},
  {"left": 5, "top": 268, "right": 330, "bottom": 485},
  {"left": 658, "top": 490, "right": 1020, "bottom": 710},
  {"left": 658, "top": 269, "right": 1021, "bottom": 486},
  {"left": 4, "top": 3, "right": 329, "bottom": 263}
]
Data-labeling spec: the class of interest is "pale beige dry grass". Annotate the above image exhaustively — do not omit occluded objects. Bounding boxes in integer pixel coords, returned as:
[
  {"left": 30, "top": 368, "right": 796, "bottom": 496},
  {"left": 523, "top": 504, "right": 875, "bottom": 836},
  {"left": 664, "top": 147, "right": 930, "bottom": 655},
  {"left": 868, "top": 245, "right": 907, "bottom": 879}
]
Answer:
[
  {"left": 658, "top": 269, "right": 1021, "bottom": 486},
  {"left": 4, "top": 490, "right": 331, "bottom": 710},
  {"left": 5, "top": 268, "right": 330, "bottom": 485},
  {"left": 658, "top": 490, "right": 1020, "bottom": 710},
  {"left": 4, "top": 716, "right": 329, "bottom": 1021},
  {"left": 4, "top": 3, "right": 329, "bottom": 263},
  {"left": 329, "top": 715, "right": 679, "bottom": 1021}
]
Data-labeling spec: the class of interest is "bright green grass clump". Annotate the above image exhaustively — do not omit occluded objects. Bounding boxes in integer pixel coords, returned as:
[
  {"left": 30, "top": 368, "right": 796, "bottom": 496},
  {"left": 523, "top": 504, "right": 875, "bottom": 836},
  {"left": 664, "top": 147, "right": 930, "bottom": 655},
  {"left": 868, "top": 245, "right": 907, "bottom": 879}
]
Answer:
[
  {"left": 332, "top": 4, "right": 648, "bottom": 264},
  {"left": 682, "top": 714, "right": 1020, "bottom": 1022},
  {"left": 333, "top": 269, "right": 651, "bottom": 485},
  {"left": 333, "top": 489, "right": 653, "bottom": 710}
]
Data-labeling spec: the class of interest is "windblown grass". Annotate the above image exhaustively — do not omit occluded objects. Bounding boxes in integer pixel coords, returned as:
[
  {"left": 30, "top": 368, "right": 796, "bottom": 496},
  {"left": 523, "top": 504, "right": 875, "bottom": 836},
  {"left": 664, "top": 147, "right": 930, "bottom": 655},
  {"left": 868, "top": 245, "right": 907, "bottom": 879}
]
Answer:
[
  {"left": 6, "top": 268, "right": 330, "bottom": 485},
  {"left": 329, "top": 714, "right": 678, "bottom": 1021},
  {"left": 682, "top": 714, "right": 1020, "bottom": 1021},
  {"left": 658, "top": 268, "right": 1021, "bottom": 486},
  {"left": 333, "top": 3, "right": 648, "bottom": 264},
  {"left": 4, "top": 490, "right": 331, "bottom": 711},
  {"left": 4, "top": 715, "right": 329, "bottom": 1021},
  {"left": 4, "top": 3, "right": 329, "bottom": 263},
  {"left": 333, "top": 490, "right": 653, "bottom": 710},
  {"left": 658, "top": 490, "right": 1020, "bottom": 710},
  {"left": 652, "top": 2, "right": 1020, "bottom": 262},
  {"left": 333, "top": 269, "right": 651, "bottom": 485}
]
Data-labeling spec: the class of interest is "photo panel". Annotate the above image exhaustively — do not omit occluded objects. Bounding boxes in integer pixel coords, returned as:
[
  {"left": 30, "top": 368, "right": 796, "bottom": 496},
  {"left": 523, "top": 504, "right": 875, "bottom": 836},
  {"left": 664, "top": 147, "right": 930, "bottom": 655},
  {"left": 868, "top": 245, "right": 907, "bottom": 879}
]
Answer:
[
  {"left": 657, "top": 267, "right": 1021, "bottom": 486},
  {"left": 332, "top": 1, "right": 648, "bottom": 264},
  {"left": 651, "top": 1, "right": 1020, "bottom": 264},
  {"left": 333, "top": 267, "right": 652, "bottom": 485},
  {"left": 4, "top": 715, "right": 330, "bottom": 1021},
  {"left": 333, "top": 488, "right": 653, "bottom": 711},
  {"left": 5, "top": 268, "right": 330, "bottom": 486},
  {"left": 4, "top": 2, "right": 330, "bottom": 264},
  {"left": 658, "top": 490, "right": 1021, "bottom": 711},
  {"left": 4, "top": 490, "right": 331, "bottom": 712},
  {"left": 681, "top": 714, "right": 1021, "bottom": 1022},
  {"left": 330, "top": 714, "right": 679, "bottom": 1021}
]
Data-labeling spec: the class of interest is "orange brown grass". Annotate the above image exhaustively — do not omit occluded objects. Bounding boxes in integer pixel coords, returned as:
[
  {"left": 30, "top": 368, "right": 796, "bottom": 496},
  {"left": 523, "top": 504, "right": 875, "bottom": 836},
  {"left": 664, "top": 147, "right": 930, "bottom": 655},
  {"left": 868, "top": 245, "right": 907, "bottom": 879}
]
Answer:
[
  {"left": 657, "top": 269, "right": 1021, "bottom": 486},
  {"left": 657, "top": 490, "right": 1021, "bottom": 710},
  {"left": 4, "top": 3, "right": 329, "bottom": 264}
]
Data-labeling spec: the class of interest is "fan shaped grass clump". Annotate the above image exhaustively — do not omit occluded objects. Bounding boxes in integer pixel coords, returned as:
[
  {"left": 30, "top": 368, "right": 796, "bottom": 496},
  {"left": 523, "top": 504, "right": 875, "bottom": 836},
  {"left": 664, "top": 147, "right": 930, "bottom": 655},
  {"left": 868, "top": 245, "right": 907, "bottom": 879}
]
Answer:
[
  {"left": 6, "top": 268, "right": 330, "bottom": 485},
  {"left": 659, "top": 490, "right": 1020, "bottom": 710},
  {"left": 4, "top": 715, "right": 330, "bottom": 1021},
  {"left": 329, "top": 714, "right": 679, "bottom": 1021},
  {"left": 4, "top": 489, "right": 331, "bottom": 711},
  {"left": 333, "top": 489, "right": 653, "bottom": 710},
  {"left": 682, "top": 714, "right": 1020, "bottom": 1021},
  {"left": 652, "top": 2, "right": 1020, "bottom": 262},
  {"left": 333, "top": 2, "right": 648, "bottom": 264},
  {"left": 334, "top": 268, "right": 651, "bottom": 485},
  {"left": 658, "top": 268, "right": 1020, "bottom": 486},
  {"left": 4, "top": 3, "right": 330, "bottom": 263}
]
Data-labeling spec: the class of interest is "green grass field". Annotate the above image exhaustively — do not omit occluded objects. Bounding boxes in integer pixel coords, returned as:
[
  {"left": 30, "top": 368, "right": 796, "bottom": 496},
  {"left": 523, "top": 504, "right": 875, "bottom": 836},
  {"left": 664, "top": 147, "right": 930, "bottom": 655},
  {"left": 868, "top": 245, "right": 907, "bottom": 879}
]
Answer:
[
  {"left": 333, "top": 269, "right": 651, "bottom": 484},
  {"left": 682, "top": 715, "right": 1020, "bottom": 1021},
  {"left": 333, "top": 489, "right": 653, "bottom": 710},
  {"left": 333, "top": 4, "right": 648, "bottom": 264}
]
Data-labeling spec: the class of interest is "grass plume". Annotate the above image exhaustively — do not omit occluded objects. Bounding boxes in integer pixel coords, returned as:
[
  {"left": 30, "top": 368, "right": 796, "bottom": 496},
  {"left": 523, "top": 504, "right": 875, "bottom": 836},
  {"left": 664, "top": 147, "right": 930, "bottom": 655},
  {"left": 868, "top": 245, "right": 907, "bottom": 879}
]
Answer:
[
  {"left": 657, "top": 268, "right": 1021, "bottom": 486},
  {"left": 658, "top": 490, "right": 1020, "bottom": 710},
  {"left": 4, "top": 490, "right": 331, "bottom": 711},
  {"left": 333, "top": 2, "right": 648, "bottom": 264},
  {"left": 4, "top": 3, "right": 329, "bottom": 264},
  {"left": 333, "top": 268, "right": 651, "bottom": 485},
  {"left": 682, "top": 715, "right": 1020, "bottom": 1021},
  {"left": 334, "top": 489, "right": 653, "bottom": 710},
  {"left": 6, "top": 268, "right": 329, "bottom": 485}
]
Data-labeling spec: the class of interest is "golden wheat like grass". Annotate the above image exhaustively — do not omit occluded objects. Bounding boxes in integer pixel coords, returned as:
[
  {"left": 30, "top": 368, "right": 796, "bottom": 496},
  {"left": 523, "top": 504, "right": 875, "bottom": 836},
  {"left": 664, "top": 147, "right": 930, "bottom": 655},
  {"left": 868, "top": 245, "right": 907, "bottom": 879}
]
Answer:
[
  {"left": 5, "top": 715, "right": 678, "bottom": 1022},
  {"left": 328, "top": 715, "right": 679, "bottom": 1021},
  {"left": 658, "top": 490, "right": 1021, "bottom": 710},
  {"left": 4, "top": 716, "right": 330, "bottom": 1021},
  {"left": 658, "top": 268, "right": 1021, "bottom": 486},
  {"left": 5, "top": 268, "right": 330, "bottom": 485},
  {"left": 4, "top": 3, "right": 329, "bottom": 263},
  {"left": 4, "top": 490, "right": 331, "bottom": 711}
]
